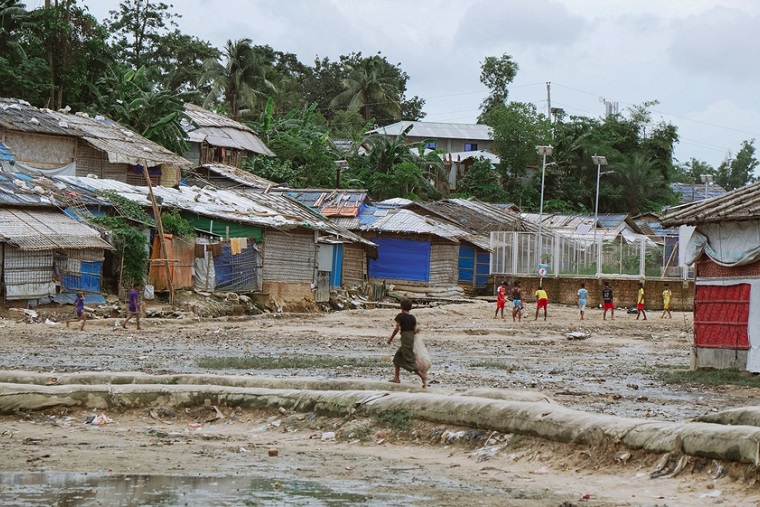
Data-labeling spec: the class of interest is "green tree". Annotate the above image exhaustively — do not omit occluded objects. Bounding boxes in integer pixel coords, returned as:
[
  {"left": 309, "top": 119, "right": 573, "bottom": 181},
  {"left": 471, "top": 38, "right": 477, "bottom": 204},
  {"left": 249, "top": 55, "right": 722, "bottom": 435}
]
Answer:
[
  {"left": 455, "top": 156, "right": 508, "bottom": 202},
  {"left": 478, "top": 53, "right": 519, "bottom": 119},
  {"left": 91, "top": 66, "right": 189, "bottom": 153},
  {"left": 105, "top": 0, "right": 178, "bottom": 69},
  {"left": 715, "top": 140, "right": 758, "bottom": 190},
  {"left": 151, "top": 30, "right": 220, "bottom": 103},
  {"left": 610, "top": 153, "right": 670, "bottom": 215},
  {"left": 330, "top": 54, "right": 402, "bottom": 122},
  {"left": 200, "top": 38, "right": 275, "bottom": 120},
  {"left": 243, "top": 100, "right": 337, "bottom": 188},
  {"left": 484, "top": 102, "right": 550, "bottom": 206}
]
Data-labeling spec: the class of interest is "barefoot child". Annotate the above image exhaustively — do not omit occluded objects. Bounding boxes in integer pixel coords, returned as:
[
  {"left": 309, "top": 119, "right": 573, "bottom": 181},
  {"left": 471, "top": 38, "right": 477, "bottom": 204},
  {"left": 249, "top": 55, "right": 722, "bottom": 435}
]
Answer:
[
  {"left": 661, "top": 284, "right": 672, "bottom": 319},
  {"left": 494, "top": 281, "right": 508, "bottom": 319},
  {"left": 534, "top": 285, "right": 548, "bottom": 321},
  {"left": 68, "top": 291, "right": 86, "bottom": 331},
  {"left": 602, "top": 282, "right": 614, "bottom": 320},
  {"left": 511, "top": 282, "right": 523, "bottom": 322},
  {"left": 122, "top": 282, "right": 142, "bottom": 330},
  {"left": 387, "top": 299, "right": 427, "bottom": 387},
  {"left": 577, "top": 283, "right": 588, "bottom": 320},
  {"left": 636, "top": 282, "right": 647, "bottom": 320}
]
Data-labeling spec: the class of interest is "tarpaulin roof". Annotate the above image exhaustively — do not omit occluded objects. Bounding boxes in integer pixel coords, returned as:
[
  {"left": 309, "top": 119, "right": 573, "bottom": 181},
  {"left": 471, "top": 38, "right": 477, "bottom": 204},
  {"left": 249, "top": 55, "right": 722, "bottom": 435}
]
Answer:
[
  {"left": 183, "top": 104, "right": 275, "bottom": 157},
  {"left": 0, "top": 208, "right": 113, "bottom": 251},
  {"left": 0, "top": 98, "right": 191, "bottom": 168}
]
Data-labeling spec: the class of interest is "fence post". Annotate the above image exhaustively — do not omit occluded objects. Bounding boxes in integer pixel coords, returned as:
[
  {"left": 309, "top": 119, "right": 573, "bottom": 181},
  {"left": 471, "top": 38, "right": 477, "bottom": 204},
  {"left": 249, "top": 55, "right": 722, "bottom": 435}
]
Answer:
[
  {"left": 512, "top": 231, "right": 518, "bottom": 275},
  {"left": 552, "top": 234, "right": 560, "bottom": 276},
  {"left": 639, "top": 238, "right": 646, "bottom": 277}
]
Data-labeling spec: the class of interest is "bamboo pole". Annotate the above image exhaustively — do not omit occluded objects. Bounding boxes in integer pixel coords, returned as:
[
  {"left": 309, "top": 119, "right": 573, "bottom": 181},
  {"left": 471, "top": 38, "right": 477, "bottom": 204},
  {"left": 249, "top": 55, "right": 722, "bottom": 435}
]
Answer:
[{"left": 142, "top": 162, "right": 174, "bottom": 307}]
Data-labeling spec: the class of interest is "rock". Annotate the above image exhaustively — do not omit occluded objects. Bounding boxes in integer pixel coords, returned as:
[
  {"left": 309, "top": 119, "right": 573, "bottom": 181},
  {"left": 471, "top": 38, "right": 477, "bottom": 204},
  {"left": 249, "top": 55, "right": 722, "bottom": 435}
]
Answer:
[{"left": 566, "top": 331, "right": 591, "bottom": 340}]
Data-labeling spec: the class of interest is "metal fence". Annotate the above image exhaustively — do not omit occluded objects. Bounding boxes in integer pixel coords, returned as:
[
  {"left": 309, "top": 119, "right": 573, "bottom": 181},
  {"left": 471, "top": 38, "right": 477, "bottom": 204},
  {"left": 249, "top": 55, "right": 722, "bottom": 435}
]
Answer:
[{"left": 490, "top": 231, "right": 687, "bottom": 279}]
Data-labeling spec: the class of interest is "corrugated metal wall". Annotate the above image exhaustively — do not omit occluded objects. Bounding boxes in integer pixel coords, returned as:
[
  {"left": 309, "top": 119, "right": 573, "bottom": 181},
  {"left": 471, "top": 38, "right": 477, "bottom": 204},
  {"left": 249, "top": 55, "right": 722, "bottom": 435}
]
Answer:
[
  {"left": 342, "top": 243, "right": 366, "bottom": 287},
  {"left": 262, "top": 230, "right": 315, "bottom": 283},
  {"left": 430, "top": 241, "right": 458, "bottom": 286}
]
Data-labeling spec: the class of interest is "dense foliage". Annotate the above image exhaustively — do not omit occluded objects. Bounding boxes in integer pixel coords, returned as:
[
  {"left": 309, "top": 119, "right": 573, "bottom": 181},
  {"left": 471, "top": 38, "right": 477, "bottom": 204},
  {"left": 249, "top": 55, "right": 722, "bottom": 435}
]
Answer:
[{"left": 0, "top": 0, "right": 756, "bottom": 214}]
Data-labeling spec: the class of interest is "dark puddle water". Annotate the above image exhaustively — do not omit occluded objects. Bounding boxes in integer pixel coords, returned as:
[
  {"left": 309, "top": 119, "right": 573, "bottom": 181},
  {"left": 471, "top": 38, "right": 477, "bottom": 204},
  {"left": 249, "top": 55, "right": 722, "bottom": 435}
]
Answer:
[{"left": 0, "top": 472, "right": 415, "bottom": 506}]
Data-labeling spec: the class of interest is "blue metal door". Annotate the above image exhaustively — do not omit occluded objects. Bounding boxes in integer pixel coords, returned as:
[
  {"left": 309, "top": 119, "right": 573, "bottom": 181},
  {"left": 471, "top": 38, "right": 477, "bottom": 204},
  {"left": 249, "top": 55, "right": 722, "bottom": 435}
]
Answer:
[{"left": 330, "top": 243, "right": 343, "bottom": 287}]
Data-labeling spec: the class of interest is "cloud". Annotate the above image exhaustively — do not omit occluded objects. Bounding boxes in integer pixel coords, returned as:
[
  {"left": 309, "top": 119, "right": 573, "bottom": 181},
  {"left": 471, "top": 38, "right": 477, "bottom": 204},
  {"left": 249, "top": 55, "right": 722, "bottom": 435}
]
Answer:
[
  {"left": 669, "top": 6, "right": 760, "bottom": 81},
  {"left": 453, "top": 0, "right": 587, "bottom": 51}
]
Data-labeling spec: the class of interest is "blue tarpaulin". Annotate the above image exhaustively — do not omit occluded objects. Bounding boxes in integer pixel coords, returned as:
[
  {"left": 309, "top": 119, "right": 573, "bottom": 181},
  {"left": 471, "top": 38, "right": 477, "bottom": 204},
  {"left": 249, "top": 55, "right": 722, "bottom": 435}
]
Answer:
[
  {"left": 213, "top": 243, "right": 259, "bottom": 292},
  {"left": 369, "top": 238, "right": 430, "bottom": 281}
]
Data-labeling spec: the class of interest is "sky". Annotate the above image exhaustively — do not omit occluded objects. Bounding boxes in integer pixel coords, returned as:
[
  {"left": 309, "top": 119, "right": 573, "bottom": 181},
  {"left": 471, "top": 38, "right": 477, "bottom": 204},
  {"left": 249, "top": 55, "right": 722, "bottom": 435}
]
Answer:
[{"left": 48, "top": 0, "right": 760, "bottom": 169}]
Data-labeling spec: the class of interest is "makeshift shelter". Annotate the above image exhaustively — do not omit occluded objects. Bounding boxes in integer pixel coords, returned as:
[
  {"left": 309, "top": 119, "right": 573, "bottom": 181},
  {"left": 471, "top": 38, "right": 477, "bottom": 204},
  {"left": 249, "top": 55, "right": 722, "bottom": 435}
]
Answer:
[
  {"left": 357, "top": 203, "right": 489, "bottom": 296},
  {"left": 50, "top": 177, "right": 375, "bottom": 304},
  {"left": 403, "top": 199, "right": 527, "bottom": 289},
  {"left": 0, "top": 208, "right": 113, "bottom": 302},
  {"left": 0, "top": 98, "right": 190, "bottom": 186},
  {"left": 184, "top": 163, "right": 282, "bottom": 190},
  {"left": 182, "top": 104, "right": 275, "bottom": 169},
  {"left": 662, "top": 181, "right": 760, "bottom": 371}
]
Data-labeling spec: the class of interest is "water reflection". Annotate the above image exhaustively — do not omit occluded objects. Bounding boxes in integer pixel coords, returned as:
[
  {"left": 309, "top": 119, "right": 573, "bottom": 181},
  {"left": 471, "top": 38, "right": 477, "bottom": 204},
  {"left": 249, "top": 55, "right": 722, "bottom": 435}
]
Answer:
[{"left": 0, "top": 472, "right": 383, "bottom": 506}]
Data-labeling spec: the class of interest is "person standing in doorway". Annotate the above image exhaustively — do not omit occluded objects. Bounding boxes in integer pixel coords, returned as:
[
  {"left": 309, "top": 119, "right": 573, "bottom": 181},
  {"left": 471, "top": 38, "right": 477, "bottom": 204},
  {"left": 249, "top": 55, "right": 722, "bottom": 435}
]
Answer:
[
  {"left": 602, "top": 282, "right": 614, "bottom": 320},
  {"left": 511, "top": 281, "right": 523, "bottom": 322},
  {"left": 534, "top": 285, "right": 548, "bottom": 321},
  {"left": 494, "top": 281, "right": 508, "bottom": 319},
  {"left": 387, "top": 299, "right": 427, "bottom": 387},
  {"left": 661, "top": 284, "right": 673, "bottom": 319},
  {"left": 577, "top": 283, "right": 588, "bottom": 320},
  {"left": 636, "top": 282, "right": 647, "bottom": 320},
  {"left": 122, "top": 282, "right": 142, "bottom": 330}
]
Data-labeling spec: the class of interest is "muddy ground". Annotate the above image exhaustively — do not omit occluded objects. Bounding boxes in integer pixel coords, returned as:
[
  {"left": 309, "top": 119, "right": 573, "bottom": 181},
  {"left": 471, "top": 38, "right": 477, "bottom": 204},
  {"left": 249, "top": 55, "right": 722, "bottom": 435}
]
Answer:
[{"left": 1, "top": 299, "right": 759, "bottom": 506}]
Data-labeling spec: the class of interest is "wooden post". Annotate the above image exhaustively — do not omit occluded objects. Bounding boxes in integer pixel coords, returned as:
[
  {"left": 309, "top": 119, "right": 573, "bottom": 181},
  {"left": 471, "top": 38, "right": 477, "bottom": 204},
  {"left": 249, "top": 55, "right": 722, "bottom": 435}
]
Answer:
[{"left": 142, "top": 161, "right": 174, "bottom": 306}]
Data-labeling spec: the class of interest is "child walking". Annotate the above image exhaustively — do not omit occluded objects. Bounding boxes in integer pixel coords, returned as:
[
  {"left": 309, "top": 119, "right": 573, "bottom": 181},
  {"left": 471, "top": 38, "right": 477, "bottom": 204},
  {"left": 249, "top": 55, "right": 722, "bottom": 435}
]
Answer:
[
  {"left": 122, "top": 282, "right": 142, "bottom": 330},
  {"left": 577, "top": 283, "right": 588, "bottom": 320},
  {"left": 636, "top": 282, "right": 647, "bottom": 320},
  {"left": 494, "top": 281, "right": 508, "bottom": 319},
  {"left": 67, "top": 291, "right": 86, "bottom": 331},
  {"left": 661, "top": 284, "right": 672, "bottom": 319},
  {"left": 387, "top": 299, "right": 427, "bottom": 387}
]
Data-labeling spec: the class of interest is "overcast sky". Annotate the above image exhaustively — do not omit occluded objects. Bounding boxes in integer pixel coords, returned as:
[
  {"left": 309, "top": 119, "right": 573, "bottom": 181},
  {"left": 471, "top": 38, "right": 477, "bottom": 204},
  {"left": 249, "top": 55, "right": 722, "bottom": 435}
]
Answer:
[{"left": 55, "top": 0, "right": 760, "bottom": 169}]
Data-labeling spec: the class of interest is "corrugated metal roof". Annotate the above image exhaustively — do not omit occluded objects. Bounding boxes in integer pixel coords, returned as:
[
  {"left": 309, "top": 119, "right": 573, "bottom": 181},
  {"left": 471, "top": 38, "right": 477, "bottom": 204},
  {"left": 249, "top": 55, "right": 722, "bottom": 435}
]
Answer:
[
  {"left": 53, "top": 176, "right": 374, "bottom": 248},
  {"left": 190, "top": 163, "right": 281, "bottom": 189},
  {"left": 0, "top": 98, "right": 190, "bottom": 168},
  {"left": 0, "top": 208, "right": 112, "bottom": 251},
  {"left": 183, "top": 104, "right": 275, "bottom": 157},
  {"left": 282, "top": 189, "right": 368, "bottom": 216},
  {"left": 670, "top": 182, "right": 728, "bottom": 204},
  {"left": 368, "top": 121, "right": 493, "bottom": 141},
  {"left": 662, "top": 180, "right": 760, "bottom": 226},
  {"left": 360, "top": 208, "right": 491, "bottom": 250}
]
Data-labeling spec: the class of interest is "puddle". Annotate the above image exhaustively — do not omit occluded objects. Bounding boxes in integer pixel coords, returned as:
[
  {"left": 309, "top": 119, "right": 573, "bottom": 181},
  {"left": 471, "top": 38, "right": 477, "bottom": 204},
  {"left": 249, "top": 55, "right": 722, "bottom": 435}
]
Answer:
[{"left": 0, "top": 472, "right": 413, "bottom": 506}]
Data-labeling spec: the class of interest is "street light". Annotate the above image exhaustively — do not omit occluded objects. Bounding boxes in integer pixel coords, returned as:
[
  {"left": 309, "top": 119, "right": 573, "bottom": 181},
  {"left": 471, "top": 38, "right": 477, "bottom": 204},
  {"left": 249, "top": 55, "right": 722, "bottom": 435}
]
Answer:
[
  {"left": 536, "top": 145, "right": 553, "bottom": 266},
  {"left": 700, "top": 174, "right": 713, "bottom": 200},
  {"left": 591, "top": 155, "right": 608, "bottom": 276}
]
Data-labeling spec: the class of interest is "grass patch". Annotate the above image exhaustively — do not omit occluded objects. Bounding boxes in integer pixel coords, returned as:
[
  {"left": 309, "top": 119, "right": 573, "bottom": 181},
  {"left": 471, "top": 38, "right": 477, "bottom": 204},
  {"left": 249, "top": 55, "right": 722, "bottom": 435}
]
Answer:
[
  {"left": 469, "top": 360, "right": 523, "bottom": 372},
  {"left": 197, "top": 356, "right": 387, "bottom": 370},
  {"left": 375, "top": 409, "right": 415, "bottom": 432},
  {"left": 656, "top": 367, "right": 760, "bottom": 388}
]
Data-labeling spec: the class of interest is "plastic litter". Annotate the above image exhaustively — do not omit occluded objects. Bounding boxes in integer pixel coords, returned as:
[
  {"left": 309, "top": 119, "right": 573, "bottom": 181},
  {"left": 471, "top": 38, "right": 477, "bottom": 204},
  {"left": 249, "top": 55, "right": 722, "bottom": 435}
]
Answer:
[
  {"left": 699, "top": 490, "right": 721, "bottom": 499},
  {"left": 321, "top": 431, "right": 335, "bottom": 441},
  {"left": 86, "top": 413, "right": 113, "bottom": 426}
]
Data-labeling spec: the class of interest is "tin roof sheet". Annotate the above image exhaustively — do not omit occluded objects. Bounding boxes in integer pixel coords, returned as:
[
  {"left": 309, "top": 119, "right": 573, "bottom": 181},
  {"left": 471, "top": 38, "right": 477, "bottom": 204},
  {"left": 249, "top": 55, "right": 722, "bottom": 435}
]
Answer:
[
  {"left": 0, "top": 208, "right": 112, "bottom": 251},
  {"left": 368, "top": 121, "right": 493, "bottom": 141},
  {"left": 0, "top": 98, "right": 190, "bottom": 168},
  {"left": 183, "top": 104, "right": 275, "bottom": 157}
]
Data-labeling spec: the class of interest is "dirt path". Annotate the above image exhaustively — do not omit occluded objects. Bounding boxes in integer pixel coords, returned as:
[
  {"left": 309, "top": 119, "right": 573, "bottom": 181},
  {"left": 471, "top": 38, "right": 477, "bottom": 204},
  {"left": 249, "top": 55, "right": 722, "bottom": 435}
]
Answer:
[{"left": 0, "top": 301, "right": 758, "bottom": 505}]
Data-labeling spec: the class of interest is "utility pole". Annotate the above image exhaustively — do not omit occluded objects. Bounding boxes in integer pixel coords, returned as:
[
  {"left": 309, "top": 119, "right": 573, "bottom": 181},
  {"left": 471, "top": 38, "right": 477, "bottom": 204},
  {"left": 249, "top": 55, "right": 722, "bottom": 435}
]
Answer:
[{"left": 546, "top": 82, "right": 552, "bottom": 124}]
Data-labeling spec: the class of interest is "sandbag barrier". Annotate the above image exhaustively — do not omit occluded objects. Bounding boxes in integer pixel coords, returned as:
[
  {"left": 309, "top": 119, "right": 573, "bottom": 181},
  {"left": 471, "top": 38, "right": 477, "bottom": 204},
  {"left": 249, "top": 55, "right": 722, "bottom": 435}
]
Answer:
[{"left": 1, "top": 371, "right": 759, "bottom": 465}]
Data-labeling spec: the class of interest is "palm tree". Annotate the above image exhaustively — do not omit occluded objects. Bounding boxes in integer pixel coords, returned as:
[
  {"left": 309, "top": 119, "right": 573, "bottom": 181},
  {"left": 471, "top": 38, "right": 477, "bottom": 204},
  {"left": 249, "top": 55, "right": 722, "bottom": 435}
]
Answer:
[
  {"left": 612, "top": 153, "right": 667, "bottom": 215},
  {"left": 0, "top": 0, "right": 27, "bottom": 60},
  {"left": 330, "top": 55, "right": 401, "bottom": 122},
  {"left": 200, "top": 38, "right": 274, "bottom": 120}
]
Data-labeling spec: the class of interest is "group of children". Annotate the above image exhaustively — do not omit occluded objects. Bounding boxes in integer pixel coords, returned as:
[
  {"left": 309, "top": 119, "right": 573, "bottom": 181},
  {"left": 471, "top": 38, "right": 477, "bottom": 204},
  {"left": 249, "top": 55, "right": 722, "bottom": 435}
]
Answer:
[
  {"left": 494, "top": 280, "right": 675, "bottom": 321},
  {"left": 66, "top": 283, "right": 143, "bottom": 331}
]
